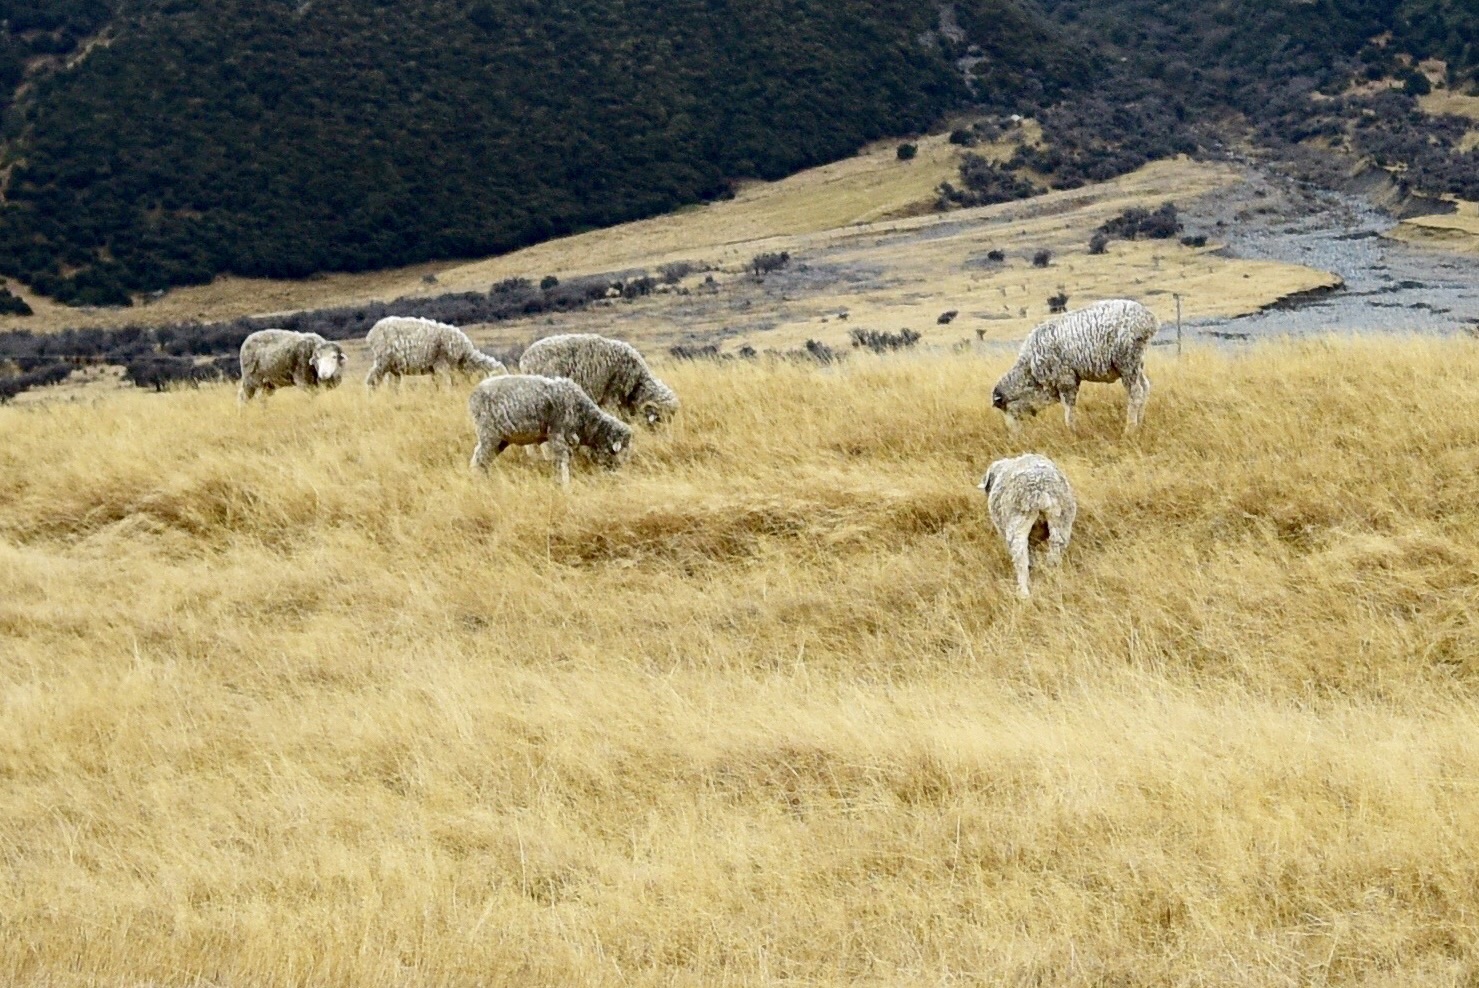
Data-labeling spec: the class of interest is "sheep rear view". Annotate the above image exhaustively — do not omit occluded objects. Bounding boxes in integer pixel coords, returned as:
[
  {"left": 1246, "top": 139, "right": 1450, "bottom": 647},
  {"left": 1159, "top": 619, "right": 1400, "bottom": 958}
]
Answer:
[
  {"left": 364, "top": 316, "right": 504, "bottom": 388},
  {"left": 519, "top": 333, "right": 679, "bottom": 426},
  {"left": 978, "top": 453, "right": 1076, "bottom": 598},
  {"left": 238, "top": 329, "right": 346, "bottom": 404},
  {"left": 991, "top": 298, "right": 1158, "bottom": 434},
  {"left": 468, "top": 374, "right": 632, "bottom": 488}
]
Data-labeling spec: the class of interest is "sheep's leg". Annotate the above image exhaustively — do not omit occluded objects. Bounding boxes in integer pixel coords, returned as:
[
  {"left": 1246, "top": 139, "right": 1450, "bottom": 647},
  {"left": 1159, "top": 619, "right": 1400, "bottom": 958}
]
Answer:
[
  {"left": 1060, "top": 383, "right": 1080, "bottom": 430},
  {"left": 365, "top": 363, "right": 384, "bottom": 388},
  {"left": 1006, "top": 517, "right": 1034, "bottom": 598},
  {"left": 470, "top": 437, "right": 507, "bottom": 471},
  {"left": 1044, "top": 503, "right": 1075, "bottom": 568},
  {"left": 550, "top": 441, "right": 572, "bottom": 489},
  {"left": 238, "top": 382, "right": 253, "bottom": 405},
  {"left": 1125, "top": 368, "right": 1151, "bottom": 434}
]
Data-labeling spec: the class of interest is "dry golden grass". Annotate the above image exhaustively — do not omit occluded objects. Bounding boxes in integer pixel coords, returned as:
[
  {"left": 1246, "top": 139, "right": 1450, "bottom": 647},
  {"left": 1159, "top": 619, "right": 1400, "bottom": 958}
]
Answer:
[
  {"left": 1419, "top": 89, "right": 1479, "bottom": 122},
  {"left": 1391, "top": 200, "right": 1479, "bottom": 253},
  {"left": 3, "top": 337, "right": 1479, "bottom": 986}
]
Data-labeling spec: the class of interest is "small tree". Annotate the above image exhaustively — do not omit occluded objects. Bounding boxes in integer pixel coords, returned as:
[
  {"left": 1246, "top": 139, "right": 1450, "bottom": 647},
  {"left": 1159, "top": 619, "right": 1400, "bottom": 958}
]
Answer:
[
  {"left": 750, "top": 251, "right": 791, "bottom": 276},
  {"left": 1088, "top": 232, "right": 1109, "bottom": 255},
  {"left": 540, "top": 275, "right": 559, "bottom": 290},
  {"left": 1032, "top": 249, "right": 1052, "bottom": 268},
  {"left": 1402, "top": 69, "right": 1431, "bottom": 97},
  {"left": 896, "top": 143, "right": 918, "bottom": 161},
  {"left": 1047, "top": 290, "right": 1069, "bottom": 313},
  {"left": 0, "top": 286, "right": 33, "bottom": 317}
]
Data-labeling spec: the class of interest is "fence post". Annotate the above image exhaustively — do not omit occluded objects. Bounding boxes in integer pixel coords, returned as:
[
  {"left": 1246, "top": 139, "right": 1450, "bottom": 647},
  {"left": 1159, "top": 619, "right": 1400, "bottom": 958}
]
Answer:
[{"left": 1174, "top": 293, "right": 1183, "bottom": 358}]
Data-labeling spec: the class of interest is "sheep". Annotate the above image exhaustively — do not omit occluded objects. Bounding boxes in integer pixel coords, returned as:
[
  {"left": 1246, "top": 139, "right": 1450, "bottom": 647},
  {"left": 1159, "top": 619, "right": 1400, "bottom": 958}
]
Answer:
[
  {"left": 364, "top": 316, "right": 504, "bottom": 388},
  {"left": 468, "top": 374, "right": 632, "bottom": 489},
  {"left": 238, "top": 329, "right": 346, "bottom": 403},
  {"left": 991, "top": 298, "right": 1158, "bottom": 434},
  {"left": 977, "top": 453, "right": 1076, "bottom": 598},
  {"left": 518, "top": 333, "right": 679, "bottom": 427}
]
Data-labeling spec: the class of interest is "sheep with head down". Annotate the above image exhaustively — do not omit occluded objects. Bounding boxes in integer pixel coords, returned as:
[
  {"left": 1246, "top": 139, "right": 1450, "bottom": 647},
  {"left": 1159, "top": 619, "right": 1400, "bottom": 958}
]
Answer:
[
  {"left": 519, "top": 333, "right": 678, "bottom": 427},
  {"left": 468, "top": 374, "right": 632, "bottom": 489},
  {"left": 364, "top": 316, "right": 504, "bottom": 388},
  {"left": 991, "top": 298, "right": 1158, "bottom": 435},
  {"left": 237, "top": 329, "right": 346, "bottom": 404},
  {"left": 978, "top": 453, "right": 1076, "bottom": 598}
]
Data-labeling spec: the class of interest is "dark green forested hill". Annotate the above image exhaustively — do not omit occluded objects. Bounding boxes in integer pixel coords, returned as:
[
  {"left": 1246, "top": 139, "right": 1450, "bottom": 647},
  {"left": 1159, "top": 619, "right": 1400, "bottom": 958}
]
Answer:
[
  {"left": 0, "top": 0, "right": 1091, "bottom": 305},
  {"left": 1036, "top": 0, "right": 1476, "bottom": 97}
]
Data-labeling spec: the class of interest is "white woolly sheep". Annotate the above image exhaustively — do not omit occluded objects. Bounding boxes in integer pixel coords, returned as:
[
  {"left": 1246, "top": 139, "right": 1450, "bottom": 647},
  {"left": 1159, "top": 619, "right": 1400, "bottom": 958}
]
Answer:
[
  {"left": 977, "top": 453, "right": 1076, "bottom": 598},
  {"left": 991, "top": 298, "right": 1158, "bottom": 434},
  {"left": 364, "top": 316, "right": 504, "bottom": 388},
  {"left": 238, "top": 329, "right": 346, "bottom": 404},
  {"left": 519, "top": 333, "right": 679, "bottom": 427},
  {"left": 468, "top": 374, "right": 633, "bottom": 488}
]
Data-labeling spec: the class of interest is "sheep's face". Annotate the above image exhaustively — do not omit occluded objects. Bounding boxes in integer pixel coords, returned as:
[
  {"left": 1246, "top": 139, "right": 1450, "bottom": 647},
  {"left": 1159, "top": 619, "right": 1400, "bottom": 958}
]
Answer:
[
  {"left": 467, "top": 352, "right": 506, "bottom": 376},
  {"left": 585, "top": 422, "right": 633, "bottom": 469},
  {"left": 991, "top": 377, "right": 1051, "bottom": 427},
  {"left": 314, "top": 344, "right": 346, "bottom": 385},
  {"left": 640, "top": 401, "right": 674, "bottom": 428}
]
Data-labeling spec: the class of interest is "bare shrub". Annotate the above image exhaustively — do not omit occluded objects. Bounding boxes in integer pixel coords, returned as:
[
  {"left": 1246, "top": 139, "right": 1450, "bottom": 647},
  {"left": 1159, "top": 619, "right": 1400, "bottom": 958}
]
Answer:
[
  {"left": 849, "top": 328, "right": 922, "bottom": 353},
  {"left": 751, "top": 252, "right": 791, "bottom": 277}
]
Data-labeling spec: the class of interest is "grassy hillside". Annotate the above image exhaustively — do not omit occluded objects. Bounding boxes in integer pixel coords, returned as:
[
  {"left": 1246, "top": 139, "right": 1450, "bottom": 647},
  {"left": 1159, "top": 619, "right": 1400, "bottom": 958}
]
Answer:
[
  {"left": 0, "top": 0, "right": 1089, "bottom": 306},
  {"left": 3, "top": 339, "right": 1478, "bottom": 984}
]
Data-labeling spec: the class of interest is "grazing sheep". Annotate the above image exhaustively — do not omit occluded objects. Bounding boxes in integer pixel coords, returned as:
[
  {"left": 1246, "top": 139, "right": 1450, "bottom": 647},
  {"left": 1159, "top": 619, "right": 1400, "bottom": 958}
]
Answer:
[
  {"left": 978, "top": 453, "right": 1076, "bottom": 598},
  {"left": 991, "top": 299, "right": 1158, "bottom": 434},
  {"left": 364, "top": 316, "right": 504, "bottom": 388},
  {"left": 519, "top": 333, "right": 678, "bottom": 427},
  {"left": 468, "top": 374, "right": 632, "bottom": 488},
  {"left": 238, "top": 329, "right": 346, "bottom": 403}
]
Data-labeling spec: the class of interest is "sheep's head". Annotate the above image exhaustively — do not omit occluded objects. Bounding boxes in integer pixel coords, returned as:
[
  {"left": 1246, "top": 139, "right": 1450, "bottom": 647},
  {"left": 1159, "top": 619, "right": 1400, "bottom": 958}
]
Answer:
[
  {"left": 585, "top": 419, "right": 633, "bottom": 469},
  {"left": 636, "top": 381, "right": 679, "bottom": 428},
  {"left": 977, "top": 459, "right": 1006, "bottom": 497},
  {"left": 991, "top": 368, "right": 1051, "bottom": 432},
  {"left": 313, "top": 342, "right": 346, "bottom": 386},
  {"left": 641, "top": 395, "right": 679, "bottom": 428},
  {"left": 466, "top": 351, "right": 506, "bottom": 376}
]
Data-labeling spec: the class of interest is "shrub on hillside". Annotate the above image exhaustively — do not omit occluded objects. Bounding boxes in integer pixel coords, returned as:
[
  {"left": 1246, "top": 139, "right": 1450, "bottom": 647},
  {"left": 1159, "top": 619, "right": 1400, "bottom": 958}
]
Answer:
[
  {"left": 937, "top": 153, "right": 1038, "bottom": 209},
  {"left": 751, "top": 252, "right": 791, "bottom": 277},
  {"left": 849, "top": 328, "right": 921, "bottom": 353},
  {"left": 0, "top": 287, "right": 32, "bottom": 317},
  {"left": 1099, "top": 202, "right": 1182, "bottom": 241},
  {"left": 0, "top": 362, "right": 72, "bottom": 403}
]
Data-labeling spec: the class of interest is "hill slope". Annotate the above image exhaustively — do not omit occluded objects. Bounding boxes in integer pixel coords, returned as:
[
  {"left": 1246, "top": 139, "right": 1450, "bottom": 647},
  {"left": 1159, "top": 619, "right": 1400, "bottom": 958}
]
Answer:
[
  {"left": 3, "top": 340, "right": 1478, "bottom": 984},
  {"left": 0, "top": 0, "right": 1089, "bottom": 305}
]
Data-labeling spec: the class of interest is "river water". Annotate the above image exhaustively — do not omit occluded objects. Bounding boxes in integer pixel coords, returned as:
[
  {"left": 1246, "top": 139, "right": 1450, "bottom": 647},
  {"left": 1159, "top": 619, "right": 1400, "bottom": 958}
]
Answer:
[{"left": 1183, "top": 168, "right": 1479, "bottom": 339}]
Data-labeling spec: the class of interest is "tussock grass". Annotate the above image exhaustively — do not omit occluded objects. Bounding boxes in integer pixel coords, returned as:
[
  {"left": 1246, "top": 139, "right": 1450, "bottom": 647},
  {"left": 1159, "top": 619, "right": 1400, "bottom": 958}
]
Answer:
[{"left": 2, "top": 338, "right": 1479, "bottom": 986}]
